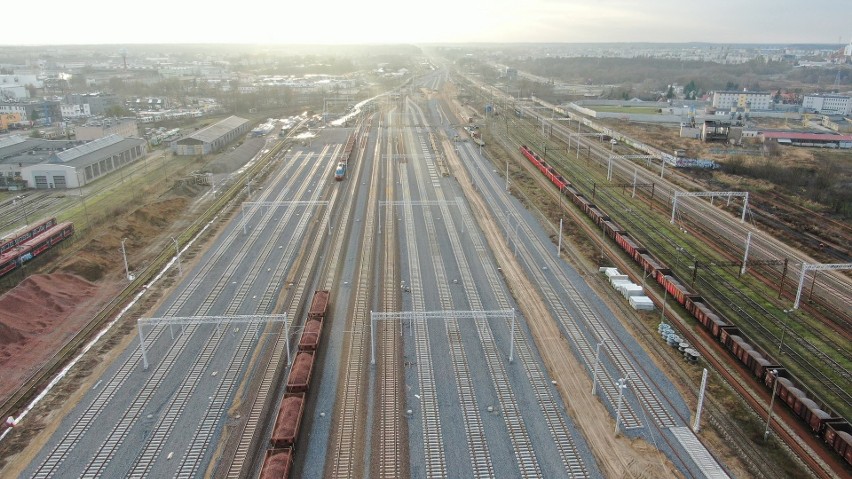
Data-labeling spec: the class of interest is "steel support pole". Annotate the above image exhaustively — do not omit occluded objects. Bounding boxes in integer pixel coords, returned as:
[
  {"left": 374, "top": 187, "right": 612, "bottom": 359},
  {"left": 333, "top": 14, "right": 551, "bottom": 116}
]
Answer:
[
  {"left": 557, "top": 218, "right": 563, "bottom": 257},
  {"left": 505, "top": 161, "right": 509, "bottom": 191},
  {"left": 632, "top": 168, "right": 637, "bottom": 198},
  {"left": 670, "top": 193, "right": 678, "bottom": 223},
  {"left": 370, "top": 312, "right": 376, "bottom": 365},
  {"left": 793, "top": 263, "right": 808, "bottom": 309},
  {"left": 242, "top": 204, "right": 248, "bottom": 235},
  {"left": 576, "top": 119, "right": 580, "bottom": 159},
  {"left": 764, "top": 370, "right": 779, "bottom": 440},
  {"left": 172, "top": 237, "right": 182, "bottom": 276},
  {"left": 741, "top": 231, "right": 752, "bottom": 276},
  {"left": 591, "top": 342, "right": 603, "bottom": 394},
  {"left": 121, "top": 238, "right": 131, "bottom": 281},
  {"left": 614, "top": 378, "right": 627, "bottom": 435},
  {"left": 693, "top": 368, "right": 708, "bottom": 432},
  {"left": 509, "top": 309, "right": 515, "bottom": 363},
  {"left": 742, "top": 193, "right": 749, "bottom": 222},
  {"left": 138, "top": 322, "right": 149, "bottom": 370}
]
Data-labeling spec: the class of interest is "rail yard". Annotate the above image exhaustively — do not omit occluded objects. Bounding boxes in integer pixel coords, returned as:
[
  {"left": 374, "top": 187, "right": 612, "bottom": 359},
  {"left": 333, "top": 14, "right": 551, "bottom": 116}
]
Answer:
[{"left": 0, "top": 62, "right": 849, "bottom": 479}]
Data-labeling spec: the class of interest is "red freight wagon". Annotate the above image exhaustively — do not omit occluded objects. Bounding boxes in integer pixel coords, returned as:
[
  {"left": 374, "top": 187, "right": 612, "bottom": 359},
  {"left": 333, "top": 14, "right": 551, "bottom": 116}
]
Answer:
[
  {"left": 270, "top": 393, "right": 305, "bottom": 448},
  {"left": 308, "top": 290, "right": 330, "bottom": 319},
  {"left": 260, "top": 448, "right": 293, "bottom": 479},
  {"left": 298, "top": 319, "right": 322, "bottom": 351},
  {"left": 824, "top": 422, "right": 852, "bottom": 466},
  {"left": 286, "top": 352, "right": 314, "bottom": 393}
]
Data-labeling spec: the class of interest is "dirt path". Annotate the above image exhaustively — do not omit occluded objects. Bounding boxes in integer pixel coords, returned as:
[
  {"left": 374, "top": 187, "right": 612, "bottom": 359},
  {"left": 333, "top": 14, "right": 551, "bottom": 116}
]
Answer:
[{"left": 440, "top": 123, "right": 681, "bottom": 477}]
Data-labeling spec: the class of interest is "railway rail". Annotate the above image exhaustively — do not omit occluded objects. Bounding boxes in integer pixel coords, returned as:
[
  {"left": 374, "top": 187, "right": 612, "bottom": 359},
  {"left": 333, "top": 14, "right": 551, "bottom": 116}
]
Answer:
[
  {"left": 486, "top": 99, "right": 852, "bottom": 422},
  {"left": 494, "top": 92, "right": 851, "bottom": 327},
  {"left": 378, "top": 122, "right": 403, "bottom": 477},
  {"left": 437, "top": 95, "right": 713, "bottom": 477},
  {"left": 327, "top": 120, "right": 383, "bottom": 478},
  {"left": 29, "top": 141, "right": 314, "bottom": 477},
  {"left": 483, "top": 104, "right": 847, "bottom": 476}
]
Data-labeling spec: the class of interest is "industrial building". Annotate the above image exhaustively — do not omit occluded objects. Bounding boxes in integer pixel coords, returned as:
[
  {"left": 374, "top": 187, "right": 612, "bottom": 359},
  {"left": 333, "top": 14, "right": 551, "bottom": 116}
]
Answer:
[
  {"left": 760, "top": 131, "right": 852, "bottom": 149},
  {"left": 0, "top": 134, "right": 147, "bottom": 189},
  {"left": 0, "top": 136, "right": 81, "bottom": 187},
  {"left": 171, "top": 115, "right": 249, "bottom": 156}
]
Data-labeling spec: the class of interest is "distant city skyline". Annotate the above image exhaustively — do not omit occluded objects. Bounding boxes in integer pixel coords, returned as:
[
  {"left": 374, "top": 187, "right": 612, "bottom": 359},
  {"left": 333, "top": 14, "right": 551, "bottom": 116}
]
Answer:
[{"left": 5, "top": 0, "right": 852, "bottom": 46}]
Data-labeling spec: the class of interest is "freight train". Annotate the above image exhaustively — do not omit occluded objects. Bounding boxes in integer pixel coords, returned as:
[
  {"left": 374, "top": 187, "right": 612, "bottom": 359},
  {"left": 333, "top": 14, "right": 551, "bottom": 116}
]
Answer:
[
  {"left": 518, "top": 145, "right": 852, "bottom": 466},
  {"left": 0, "top": 221, "right": 74, "bottom": 279},
  {"left": 333, "top": 134, "right": 357, "bottom": 182},
  {"left": 260, "top": 290, "right": 330, "bottom": 479}
]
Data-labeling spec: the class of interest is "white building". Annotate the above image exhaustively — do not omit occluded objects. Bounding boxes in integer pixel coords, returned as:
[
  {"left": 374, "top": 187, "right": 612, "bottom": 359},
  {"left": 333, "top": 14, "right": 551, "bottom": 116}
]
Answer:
[
  {"left": 802, "top": 94, "right": 852, "bottom": 115},
  {"left": 61, "top": 104, "right": 92, "bottom": 119},
  {"left": 711, "top": 90, "right": 773, "bottom": 110},
  {"left": 20, "top": 135, "right": 147, "bottom": 188}
]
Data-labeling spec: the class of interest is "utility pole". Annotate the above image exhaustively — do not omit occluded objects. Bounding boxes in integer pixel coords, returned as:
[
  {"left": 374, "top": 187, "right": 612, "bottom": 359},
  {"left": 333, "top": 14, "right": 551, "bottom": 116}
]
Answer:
[{"left": 121, "top": 238, "right": 134, "bottom": 281}]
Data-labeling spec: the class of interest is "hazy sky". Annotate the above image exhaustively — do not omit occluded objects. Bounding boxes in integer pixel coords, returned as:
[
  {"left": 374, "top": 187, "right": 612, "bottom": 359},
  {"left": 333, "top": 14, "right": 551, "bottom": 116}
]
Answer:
[{"left": 9, "top": 0, "right": 852, "bottom": 45}]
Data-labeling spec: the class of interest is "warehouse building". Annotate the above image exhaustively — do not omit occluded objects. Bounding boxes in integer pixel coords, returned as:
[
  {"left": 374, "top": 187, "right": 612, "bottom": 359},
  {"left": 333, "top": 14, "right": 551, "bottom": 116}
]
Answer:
[
  {"left": 18, "top": 134, "right": 147, "bottom": 189},
  {"left": 0, "top": 136, "right": 81, "bottom": 188},
  {"left": 171, "top": 115, "right": 249, "bottom": 156},
  {"left": 760, "top": 131, "right": 852, "bottom": 149}
]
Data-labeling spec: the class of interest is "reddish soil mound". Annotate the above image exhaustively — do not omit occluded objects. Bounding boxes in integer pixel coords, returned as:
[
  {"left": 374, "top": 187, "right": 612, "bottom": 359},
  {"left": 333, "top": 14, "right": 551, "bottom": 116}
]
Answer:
[
  {"left": 0, "top": 322, "right": 23, "bottom": 346},
  {"left": 0, "top": 273, "right": 112, "bottom": 403},
  {"left": 129, "top": 197, "right": 188, "bottom": 230}
]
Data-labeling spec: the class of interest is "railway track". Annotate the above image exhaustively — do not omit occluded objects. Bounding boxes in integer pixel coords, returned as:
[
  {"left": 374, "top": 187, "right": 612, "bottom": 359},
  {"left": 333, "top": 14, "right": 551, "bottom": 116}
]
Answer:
[
  {"left": 25, "top": 140, "right": 310, "bottom": 477},
  {"left": 229, "top": 129, "right": 362, "bottom": 478},
  {"left": 436, "top": 89, "right": 708, "bottom": 477},
  {"left": 407, "top": 103, "right": 546, "bottom": 477},
  {"left": 327, "top": 119, "right": 383, "bottom": 478},
  {"left": 458, "top": 106, "right": 728, "bottom": 476},
  {"left": 377, "top": 121, "right": 403, "bottom": 477},
  {"left": 489, "top": 103, "right": 852, "bottom": 418},
  {"left": 62, "top": 145, "right": 325, "bottom": 478},
  {"left": 520, "top": 95, "right": 851, "bottom": 327},
  {"left": 171, "top": 157, "right": 332, "bottom": 478},
  {"left": 474, "top": 95, "right": 839, "bottom": 476},
  {"left": 455, "top": 200, "right": 589, "bottom": 477},
  {"left": 414, "top": 97, "right": 593, "bottom": 477},
  {"left": 566, "top": 158, "right": 852, "bottom": 416},
  {"left": 402, "top": 119, "right": 495, "bottom": 477},
  {"left": 0, "top": 140, "right": 287, "bottom": 445},
  {"left": 397, "top": 114, "right": 448, "bottom": 478}
]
